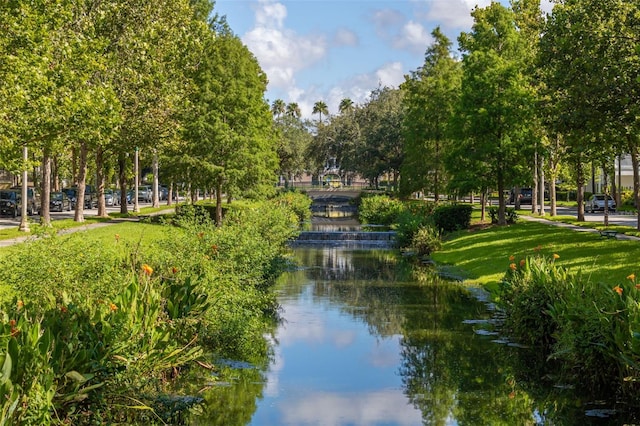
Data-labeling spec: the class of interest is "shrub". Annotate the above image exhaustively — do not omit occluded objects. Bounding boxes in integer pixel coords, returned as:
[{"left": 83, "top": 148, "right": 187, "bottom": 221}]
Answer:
[
  {"left": 431, "top": 204, "right": 472, "bottom": 233},
  {"left": 410, "top": 226, "right": 441, "bottom": 256},
  {"left": 394, "top": 202, "right": 436, "bottom": 248},
  {"left": 271, "top": 190, "right": 312, "bottom": 223},
  {"left": 499, "top": 254, "right": 640, "bottom": 397},
  {"left": 358, "top": 195, "right": 405, "bottom": 225},
  {"left": 488, "top": 207, "right": 518, "bottom": 224}
]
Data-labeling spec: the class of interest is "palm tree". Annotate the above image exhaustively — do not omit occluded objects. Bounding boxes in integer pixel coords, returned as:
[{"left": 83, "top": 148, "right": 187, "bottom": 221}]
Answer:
[
  {"left": 312, "top": 101, "right": 328, "bottom": 124},
  {"left": 286, "top": 102, "right": 301, "bottom": 118},
  {"left": 338, "top": 98, "right": 354, "bottom": 114},
  {"left": 271, "top": 99, "right": 286, "bottom": 118}
]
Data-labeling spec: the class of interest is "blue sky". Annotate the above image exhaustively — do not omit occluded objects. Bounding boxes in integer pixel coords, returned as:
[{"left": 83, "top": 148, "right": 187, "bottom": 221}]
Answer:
[{"left": 214, "top": 0, "right": 553, "bottom": 119}]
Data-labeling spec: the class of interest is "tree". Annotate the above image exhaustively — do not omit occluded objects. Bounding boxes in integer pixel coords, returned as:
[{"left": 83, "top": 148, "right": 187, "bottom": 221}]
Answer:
[
  {"left": 286, "top": 102, "right": 301, "bottom": 118},
  {"left": 338, "top": 98, "right": 354, "bottom": 114},
  {"left": 354, "top": 87, "right": 404, "bottom": 189},
  {"left": 401, "top": 27, "right": 461, "bottom": 201},
  {"left": 312, "top": 101, "right": 328, "bottom": 125},
  {"left": 275, "top": 115, "right": 313, "bottom": 187},
  {"left": 453, "top": 3, "right": 534, "bottom": 225},
  {"left": 540, "top": 0, "right": 640, "bottom": 226},
  {"left": 182, "top": 25, "right": 278, "bottom": 225},
  {"left": 271, "top": 99, "right": 286, "bottom": 119}
]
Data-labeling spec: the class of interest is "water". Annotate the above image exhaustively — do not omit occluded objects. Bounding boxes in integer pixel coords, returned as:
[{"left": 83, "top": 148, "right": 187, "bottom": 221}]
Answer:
[{"left": 187, "top": 246, "right": 627, "bottom": 425}]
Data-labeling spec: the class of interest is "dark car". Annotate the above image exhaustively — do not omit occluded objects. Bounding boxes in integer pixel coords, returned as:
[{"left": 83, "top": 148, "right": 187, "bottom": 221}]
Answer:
[
  {"left": 50, "top": 192, "right": 72, "bottom": 212},
  {"left": 0, "top": 190, "right": 21, "bottom": 218},
  {"left": 63, "top": 186, "right": 97, "bottom": 209},
  {"left": 509, "top": 188, "right": 533, "bottom": 204},
  {"left": 10, "top": 186, "right": 40, "bottom": 215}
]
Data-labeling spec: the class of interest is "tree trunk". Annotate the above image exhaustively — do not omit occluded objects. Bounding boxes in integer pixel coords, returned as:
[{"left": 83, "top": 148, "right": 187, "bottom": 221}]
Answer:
[
  {"left": 41, "top": 148, "right": 52, "bottom": 226},
  {"left": 215, "top": 176, "right": 223, "bottom": 226},
  {"left": 96, "top": 146, "right": 108, "bottom": 218},
  {"left": 576, "top": 156, "right": 585, "bottom": 222},
  {"left": 531, "top": 149, "right": 538, "bottom": 214},
  {"left": 118, "top": 152, "right": 128, "bottom": 214},
  {"left": 152, "top": 149, "right": 160, "bottom": 208},
  {"left": 629, "top": 137, "right": 640, "bottom": 231},
  {"left": 602, "top": 161, "right": 609, "bottom": 227},
  {"left": 539, "top": 155, "right": 545, "bottom": 216},
  {"left": 74, "top": 142, "right": 88, "bottom": 222}
]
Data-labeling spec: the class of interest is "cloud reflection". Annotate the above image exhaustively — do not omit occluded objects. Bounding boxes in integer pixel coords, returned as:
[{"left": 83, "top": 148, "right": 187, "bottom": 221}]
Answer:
[{"left": 279, "top": 390, "right": 422, "bottom": 426}]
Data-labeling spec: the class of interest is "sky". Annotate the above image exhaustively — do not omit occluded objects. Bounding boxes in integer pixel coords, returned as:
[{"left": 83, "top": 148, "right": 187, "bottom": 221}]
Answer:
[{"left": 214, "top": 0, "right": 554, "bottom": 119}]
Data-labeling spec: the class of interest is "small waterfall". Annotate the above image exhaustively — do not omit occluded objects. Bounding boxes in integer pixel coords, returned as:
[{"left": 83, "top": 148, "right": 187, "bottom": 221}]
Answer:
[{"left": 290, "top": 230, "right": 397, "bottom": 248}]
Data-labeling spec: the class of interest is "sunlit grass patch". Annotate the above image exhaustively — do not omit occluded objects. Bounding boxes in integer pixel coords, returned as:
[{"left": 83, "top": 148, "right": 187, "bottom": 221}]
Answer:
[{"left": 432, "top": 220, "right": 640, "bottom": 286}]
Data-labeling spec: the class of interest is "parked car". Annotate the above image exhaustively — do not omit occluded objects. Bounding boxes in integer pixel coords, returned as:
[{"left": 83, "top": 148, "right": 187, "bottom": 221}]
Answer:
[
  {"left": 0, "top": 190, "right": 21, "bottom": 217},
  {"left": 138, "top": 185, "right": 152, "bottom": 202},
  {"left": 10, "top": 186, "right": 40, "bottom": 215},
  {"left": 50, "top": 192, "right": 71, "bottom": 212},
  {"left": 62, "top": 186, "right": 97, "bottom": 209},
  {"left": 105, "top": 189, "right": 118, "bottom": 207},
  {"left": 586, "top": 194, "right": 616, "bottom": 213},
  {"left": 509, "top": 187, "right": 533, "bottom": 204}
]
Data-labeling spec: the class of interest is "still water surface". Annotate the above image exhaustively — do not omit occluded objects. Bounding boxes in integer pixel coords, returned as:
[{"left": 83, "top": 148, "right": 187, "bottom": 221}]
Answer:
[{"left": 192, "top": 246, "right": 620, "bottom": 425}]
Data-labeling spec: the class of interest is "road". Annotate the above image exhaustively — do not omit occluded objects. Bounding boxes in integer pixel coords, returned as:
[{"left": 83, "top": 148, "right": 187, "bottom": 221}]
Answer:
[{"left": 524, "top": 205, "right": 638, "bottom": 228}]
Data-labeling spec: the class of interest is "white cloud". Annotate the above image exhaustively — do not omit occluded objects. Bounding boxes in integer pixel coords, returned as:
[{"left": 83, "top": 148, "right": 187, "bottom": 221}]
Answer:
[
  {"left": 376, "top": 62, "right": 405, "bottom": 88},
  {"left": 393, "top": 20, "right": 432, "bottom": 52},
  {"left": 242, "top": 0, "right": 328, "bottom": 90},
  {"left": 333, "top": 28, "right": 359, "bottom": 47},
  {"left": 253, "top": 0, "right": 286, "bottom": 28},
  {"left": 423, "top": 0, "right": 491, "bottom": 29}
]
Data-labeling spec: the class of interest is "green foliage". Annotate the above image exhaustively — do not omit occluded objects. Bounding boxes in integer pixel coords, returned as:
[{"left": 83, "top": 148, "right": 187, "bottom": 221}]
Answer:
[
  {"left": 271, "top": 190, "right": 312, "bottom": 223},
  {"left": 489, "top": 206, "right": 518, "bottom": 224},
  {"left": 410, "top": 226, "right": 442, "bottom": 256},
  {"left": 499, "top": 254, "right": 640, "bottom": 398},
  {"left": 394, "top": 201, "right": 436, "bottom": 248},
  {"left": 431, "top": 204, "right": 472, "bottom": 233},
  {"left": 400, "top": 27, "right": 461, "bottom": 199},
  {"left": 0, "top": 198, "right": 296, "bottom": 423},
  {"left": 358, "top": 194, "right": 405, "bottom": 225}
]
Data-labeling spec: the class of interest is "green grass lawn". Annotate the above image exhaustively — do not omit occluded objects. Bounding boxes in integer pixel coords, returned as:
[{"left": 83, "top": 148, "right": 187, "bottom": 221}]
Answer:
[{"left": 432, "top": 209, "right": 640, "bottom": 288}]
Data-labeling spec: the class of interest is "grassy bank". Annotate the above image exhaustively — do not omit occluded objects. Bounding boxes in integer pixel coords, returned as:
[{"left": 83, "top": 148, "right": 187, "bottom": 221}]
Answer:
[{"left": 430, "top": 217, "right": 640, "bottom": 289}]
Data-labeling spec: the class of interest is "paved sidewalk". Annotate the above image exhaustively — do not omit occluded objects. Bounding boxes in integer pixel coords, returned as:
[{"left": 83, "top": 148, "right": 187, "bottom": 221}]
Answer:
[
  {"left": 520, "top": 214, "right": 640, "bottom": 241},
  {"left": 0, "top": 209, "right": 174, "bottom": 248}
]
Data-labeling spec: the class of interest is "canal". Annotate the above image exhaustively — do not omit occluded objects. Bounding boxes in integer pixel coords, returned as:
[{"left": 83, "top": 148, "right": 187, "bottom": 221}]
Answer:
[{"left": 187, "top": 222, "right": 622, "bottom": 425}]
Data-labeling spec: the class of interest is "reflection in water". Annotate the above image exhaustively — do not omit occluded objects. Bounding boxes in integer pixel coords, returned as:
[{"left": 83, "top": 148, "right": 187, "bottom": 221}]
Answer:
[{"left": 187, "top": 247, "right": 624, "bottom": 425}]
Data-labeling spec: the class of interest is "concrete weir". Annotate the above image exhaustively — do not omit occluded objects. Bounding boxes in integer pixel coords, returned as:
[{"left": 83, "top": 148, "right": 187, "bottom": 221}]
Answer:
[{"left": 290, "top": 230, "right": 397, "bottom": 248}]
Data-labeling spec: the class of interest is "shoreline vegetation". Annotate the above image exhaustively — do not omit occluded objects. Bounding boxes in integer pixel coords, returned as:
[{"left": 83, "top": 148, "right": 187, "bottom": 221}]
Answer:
[
  {"left": 0, "top": 192, "right": 311, "bottom": 425},
  {"left": 358, "top": 194, "right": 640, "bottom": 411}
]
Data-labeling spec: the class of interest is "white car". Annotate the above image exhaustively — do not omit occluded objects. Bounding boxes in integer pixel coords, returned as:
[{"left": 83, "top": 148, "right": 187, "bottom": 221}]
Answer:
[{"left": 586, "top": 194, "right": 616, "bottom": 213}]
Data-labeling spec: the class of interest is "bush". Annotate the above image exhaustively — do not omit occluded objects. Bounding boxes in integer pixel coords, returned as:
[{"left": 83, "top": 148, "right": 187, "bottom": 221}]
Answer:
[
  {"left": 488, "top": 207, "right": 518, "bottom": 224},
  {"left": 271, "top": 190, "right": 312, "bottom": 223},
  {"left": 499, "top": 254, "right": 640, "bottom": 398},
  {"left": 358, "top": 195, "right": 405, "bottom": 225},
  {"left": 394, "top": 202, "right": 436, "bottom": 248},
  {"left": 431, "top": 204, "right": 472, "bottom": 233},
  {"left": 411, "top": 226, "right": 441, "bottom": 256}
]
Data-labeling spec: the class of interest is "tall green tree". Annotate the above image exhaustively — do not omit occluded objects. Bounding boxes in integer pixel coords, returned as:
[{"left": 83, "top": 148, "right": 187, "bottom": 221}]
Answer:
[
  {"left": 453, "top": 3, "right": 534, "bottom": 225},
  {"left": 400, "top": 27, "right": 461, "bottom": 201},
  {"left": 312, "top": 101, "right": 329, "bottom": 125},
  {"left": 540, "top": 0, "right": 640, "bottom": 226},
  {"left": 275, "top": 114, "right": 313, "bottom": 187},
  {"left": 354, "top": 87, "right": 404, "bottom": 189},
  {"left": 183, "top": 25, "right": 278, "bottom": 224},
  {"left": 271, "top": 99, "right": 286, "bottom": 119},
  {"left": 286, "top": 102, "right": 301, "bottom": 118}
]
